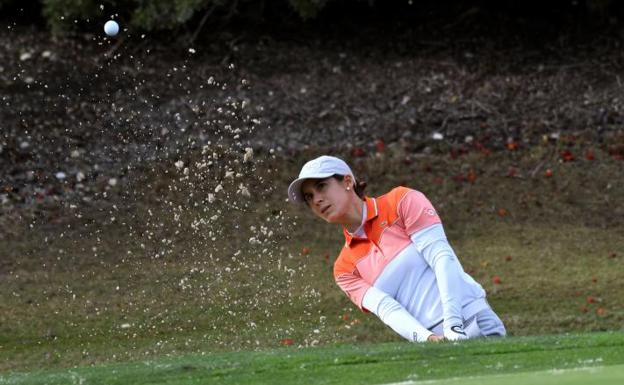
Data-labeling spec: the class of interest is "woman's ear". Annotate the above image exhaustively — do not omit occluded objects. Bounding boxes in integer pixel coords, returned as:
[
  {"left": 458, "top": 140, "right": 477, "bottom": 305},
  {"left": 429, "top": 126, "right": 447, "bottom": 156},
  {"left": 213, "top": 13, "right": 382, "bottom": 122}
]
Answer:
[{"left": 343, "top": 175, "right": 354, "bottom": 189}]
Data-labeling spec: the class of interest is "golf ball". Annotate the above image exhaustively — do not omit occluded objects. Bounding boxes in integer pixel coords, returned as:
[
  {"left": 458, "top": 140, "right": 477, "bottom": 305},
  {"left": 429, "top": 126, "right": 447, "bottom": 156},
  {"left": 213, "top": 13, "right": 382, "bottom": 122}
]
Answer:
[{"left": 104, "top": 20, "right": 119, "bottom": 36}]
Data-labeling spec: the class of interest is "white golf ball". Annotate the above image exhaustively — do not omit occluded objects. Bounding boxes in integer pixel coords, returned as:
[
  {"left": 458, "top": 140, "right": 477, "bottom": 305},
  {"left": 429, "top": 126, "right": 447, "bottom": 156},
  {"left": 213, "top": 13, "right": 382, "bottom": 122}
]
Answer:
[{"left": 104, "top": 20, "right": 119, "bottom": 36}]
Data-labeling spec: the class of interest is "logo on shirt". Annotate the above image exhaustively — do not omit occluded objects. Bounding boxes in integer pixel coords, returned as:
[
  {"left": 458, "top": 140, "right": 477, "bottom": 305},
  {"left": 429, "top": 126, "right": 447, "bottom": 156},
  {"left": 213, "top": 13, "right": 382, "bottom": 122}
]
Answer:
[
  {"left": 425, "top": 209, "right": 436, "bottom": 216},
  {"left": 380, "top": 220, "right": 387, "bottom": 228}
]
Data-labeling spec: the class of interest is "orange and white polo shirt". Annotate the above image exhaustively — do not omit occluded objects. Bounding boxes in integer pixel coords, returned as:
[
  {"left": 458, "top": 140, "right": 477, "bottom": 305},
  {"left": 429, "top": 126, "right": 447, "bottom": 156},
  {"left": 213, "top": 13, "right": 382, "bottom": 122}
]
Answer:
[{"left": 334, "top": 186, "right": 488, "bottom": 331}]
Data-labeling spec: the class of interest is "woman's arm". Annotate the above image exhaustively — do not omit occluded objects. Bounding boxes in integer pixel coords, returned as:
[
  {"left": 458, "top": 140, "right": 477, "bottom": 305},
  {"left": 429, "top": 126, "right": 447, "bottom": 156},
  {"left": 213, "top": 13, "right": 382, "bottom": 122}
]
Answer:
[
  {"left": 335, "top": 260, "right": 441, "bottom": 342},
  {"left": 362, "top": 286, "right": 435, "bottom": 343},
  {"left": 395, "top": 188, "right": 468, "bottom": 341},
  {"left": 411, "top": 224, "right": 469, "bottom": 341}
]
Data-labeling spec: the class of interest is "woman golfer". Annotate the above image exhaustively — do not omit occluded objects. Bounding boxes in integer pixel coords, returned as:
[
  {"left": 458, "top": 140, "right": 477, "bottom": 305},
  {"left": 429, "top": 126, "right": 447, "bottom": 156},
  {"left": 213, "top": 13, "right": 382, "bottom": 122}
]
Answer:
[{"left": 288, "top": 155, "right": 506, "bottom": 342}]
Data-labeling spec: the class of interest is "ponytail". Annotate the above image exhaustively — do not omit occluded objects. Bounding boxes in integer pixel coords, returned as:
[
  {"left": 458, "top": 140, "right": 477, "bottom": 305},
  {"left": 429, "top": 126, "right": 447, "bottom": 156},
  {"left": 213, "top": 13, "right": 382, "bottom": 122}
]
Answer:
[{"left": 354, "top": 180, "right": 367, "bottom": 200}]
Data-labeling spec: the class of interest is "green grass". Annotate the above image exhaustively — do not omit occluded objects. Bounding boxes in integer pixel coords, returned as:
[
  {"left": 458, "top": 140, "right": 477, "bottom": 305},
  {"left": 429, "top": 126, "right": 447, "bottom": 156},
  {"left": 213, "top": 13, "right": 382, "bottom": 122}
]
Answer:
[
  {"left": 2, "top": 221, "right": 622, "bottom": 372},
  {"left": 415, "top": 365, "right": 624, "bottom": 385},
  {"left": 2, "top": 332, "right": 624, "bottom": 385}
]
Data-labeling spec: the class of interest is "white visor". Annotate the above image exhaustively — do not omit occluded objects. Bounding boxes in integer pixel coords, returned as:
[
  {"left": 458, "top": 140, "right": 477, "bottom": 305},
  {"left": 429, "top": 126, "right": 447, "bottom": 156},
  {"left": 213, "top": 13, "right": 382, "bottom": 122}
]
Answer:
[{"left": 287, "top": 155, "right": 356, "bottom": 204}]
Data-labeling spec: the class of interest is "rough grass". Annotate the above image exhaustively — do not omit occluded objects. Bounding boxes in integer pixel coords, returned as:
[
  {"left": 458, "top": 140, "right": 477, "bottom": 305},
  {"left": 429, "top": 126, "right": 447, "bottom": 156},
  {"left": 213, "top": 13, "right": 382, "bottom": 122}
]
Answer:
[
  {"left": 1, "top": 147, "right": 623, "bottom": 372},
  {"left": 2, "top": 332, "right": 624, "bottom": 385}
]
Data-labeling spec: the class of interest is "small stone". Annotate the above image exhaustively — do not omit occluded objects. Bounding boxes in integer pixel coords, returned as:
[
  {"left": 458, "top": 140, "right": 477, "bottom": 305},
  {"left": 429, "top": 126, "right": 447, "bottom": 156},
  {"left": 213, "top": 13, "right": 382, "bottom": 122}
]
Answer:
[
  {"left": 55, "top": 172, "right": 66, "bottom": 180},
  {"left": 19, "top": 52, "right": 32, "bottom": 61},
  {"left": 108, "top": 178, "right": 118, "bottom": 186},
  {"left": 239, "top": 184, "right": 251, "bottom": 197},
  {"left": 243, "top": 147, "right": 253, "bottom": 163}
]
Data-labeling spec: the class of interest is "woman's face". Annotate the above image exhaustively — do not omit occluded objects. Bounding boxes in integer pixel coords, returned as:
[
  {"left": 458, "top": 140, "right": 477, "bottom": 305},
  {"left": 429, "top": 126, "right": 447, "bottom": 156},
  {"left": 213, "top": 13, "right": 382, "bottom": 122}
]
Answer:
[{"left": 301, "top": 176, "right": 353, "bottom": 223}]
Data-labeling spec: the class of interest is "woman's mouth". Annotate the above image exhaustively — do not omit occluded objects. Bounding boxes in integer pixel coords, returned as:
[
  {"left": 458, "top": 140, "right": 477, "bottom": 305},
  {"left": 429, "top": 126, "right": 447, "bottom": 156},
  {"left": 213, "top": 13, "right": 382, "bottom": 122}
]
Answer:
[{"left": 321, "top": 205, "right": 331, "bottom": 214}]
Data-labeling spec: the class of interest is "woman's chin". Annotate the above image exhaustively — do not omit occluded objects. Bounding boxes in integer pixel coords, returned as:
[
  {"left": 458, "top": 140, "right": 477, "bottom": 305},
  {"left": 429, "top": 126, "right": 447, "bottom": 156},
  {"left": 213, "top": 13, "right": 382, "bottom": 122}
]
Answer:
[
  {"left": 317, "top": 207, "right": 342, "bottom": 224},
  {"left": 319, "top": 212, "right": 331, "bottom": 222},
  {"left": 323, "top": 213, "right": 341, "bottom": 224}
]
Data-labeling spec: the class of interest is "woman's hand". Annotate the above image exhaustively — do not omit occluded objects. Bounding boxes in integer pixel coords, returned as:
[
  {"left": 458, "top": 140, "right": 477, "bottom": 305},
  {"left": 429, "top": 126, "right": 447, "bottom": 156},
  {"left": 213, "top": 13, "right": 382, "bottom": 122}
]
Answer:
[{"left": 427, "top": 334, "right": 445, "bottom": 342}]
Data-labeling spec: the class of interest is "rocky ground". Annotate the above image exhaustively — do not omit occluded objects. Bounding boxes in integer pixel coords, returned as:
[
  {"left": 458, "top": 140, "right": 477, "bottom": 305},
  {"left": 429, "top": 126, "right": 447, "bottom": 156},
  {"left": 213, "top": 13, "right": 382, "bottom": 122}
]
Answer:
[{"left": 1, "top": 12, "right": 624, "bottom": 237}]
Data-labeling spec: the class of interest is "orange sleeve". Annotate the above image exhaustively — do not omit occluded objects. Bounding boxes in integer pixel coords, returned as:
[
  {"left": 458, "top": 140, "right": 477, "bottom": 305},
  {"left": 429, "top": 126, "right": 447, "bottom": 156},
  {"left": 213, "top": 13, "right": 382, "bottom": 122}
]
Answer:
[
  {"left": 334, "top": 271, "right": 371, "bottom": 312},
  {"left": 334, "top": 250, "right": 372, "bottom": 312}
]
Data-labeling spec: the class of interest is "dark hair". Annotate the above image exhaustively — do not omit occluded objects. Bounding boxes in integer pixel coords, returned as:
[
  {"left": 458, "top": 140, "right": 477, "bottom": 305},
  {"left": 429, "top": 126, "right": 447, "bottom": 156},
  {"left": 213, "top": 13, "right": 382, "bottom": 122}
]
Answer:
[{"left": 331, "top": 174, "right": 367, "bottom": 200}]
